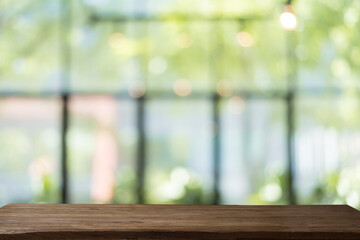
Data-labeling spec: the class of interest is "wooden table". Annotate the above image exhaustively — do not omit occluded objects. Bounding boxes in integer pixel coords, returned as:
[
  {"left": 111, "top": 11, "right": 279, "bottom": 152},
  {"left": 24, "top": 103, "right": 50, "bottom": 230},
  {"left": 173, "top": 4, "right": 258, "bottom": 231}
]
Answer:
[{"left": 0, "top": 204, "right": 359, "bottom": 239}]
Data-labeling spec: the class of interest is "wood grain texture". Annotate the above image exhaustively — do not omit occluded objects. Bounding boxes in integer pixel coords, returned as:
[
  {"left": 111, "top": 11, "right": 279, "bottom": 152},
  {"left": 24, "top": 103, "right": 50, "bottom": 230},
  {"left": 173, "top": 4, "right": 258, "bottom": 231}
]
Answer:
[{"left": 0, "top": 204, "right": 359, "bottom": 239}]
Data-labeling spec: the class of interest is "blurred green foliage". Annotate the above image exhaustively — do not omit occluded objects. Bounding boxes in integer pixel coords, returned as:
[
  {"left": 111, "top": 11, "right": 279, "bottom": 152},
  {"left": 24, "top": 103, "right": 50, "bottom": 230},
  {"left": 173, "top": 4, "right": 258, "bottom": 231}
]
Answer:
[{"left": 0, "top": 0, "right": 359, "bottom": 209}]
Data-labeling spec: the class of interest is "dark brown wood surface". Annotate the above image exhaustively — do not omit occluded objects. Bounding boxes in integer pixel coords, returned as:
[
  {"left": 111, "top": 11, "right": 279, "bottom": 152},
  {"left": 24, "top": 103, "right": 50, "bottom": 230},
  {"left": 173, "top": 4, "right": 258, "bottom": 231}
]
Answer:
[{"left": 0, "top": 204, "right": 359, "bottom": 239}]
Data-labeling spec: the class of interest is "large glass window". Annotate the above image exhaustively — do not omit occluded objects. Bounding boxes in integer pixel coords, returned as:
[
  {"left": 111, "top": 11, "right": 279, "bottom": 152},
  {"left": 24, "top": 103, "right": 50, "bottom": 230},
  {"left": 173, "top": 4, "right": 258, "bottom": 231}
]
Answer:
[
  {"left": 0, "top": 98, "right": 61, "bottom": 203},
  {"left": 1, "top": 0, "right": 359, "bottom": 209},
  {"left": 220, "top": 98, "right": 287, "bottom": 204},
  {"left": 145, "top": 99, "right": 213, "bottom": 204}
]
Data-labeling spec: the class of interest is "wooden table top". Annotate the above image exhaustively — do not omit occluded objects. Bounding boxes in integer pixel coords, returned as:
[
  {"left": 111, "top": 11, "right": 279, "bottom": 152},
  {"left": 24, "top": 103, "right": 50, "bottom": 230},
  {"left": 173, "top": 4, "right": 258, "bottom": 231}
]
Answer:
[{"left": 0, "top": 204, "right": 359, "bottom": 239}]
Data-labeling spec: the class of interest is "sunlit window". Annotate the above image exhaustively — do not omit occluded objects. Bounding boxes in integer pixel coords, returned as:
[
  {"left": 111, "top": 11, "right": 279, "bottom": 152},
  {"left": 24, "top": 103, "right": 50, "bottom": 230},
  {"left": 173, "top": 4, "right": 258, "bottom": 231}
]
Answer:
[{"left": 0, "top": 0, "right": 359, "bottom": 209}]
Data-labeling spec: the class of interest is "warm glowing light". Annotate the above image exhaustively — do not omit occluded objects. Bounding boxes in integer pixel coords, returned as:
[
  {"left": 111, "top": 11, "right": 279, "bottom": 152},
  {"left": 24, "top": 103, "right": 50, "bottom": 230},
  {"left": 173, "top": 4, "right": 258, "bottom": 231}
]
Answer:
[
  {"left": 173, "top": 79, "right": 192, "bottom": 97},
  {"left": 236, "top": 32, "right": 253, "bottom": 47},
  {"left": 108, "top": 32, "right": 125, "bottom": 48},
  {"left": 176, "top": 33, "right": 193, "bottom": 48},
  {"left": 216, "top": 80, "right": 234, "bottom": 97},
  {"left": 128, "top": 81, "right": 146, "bottom": 98},
  {"left": 280, "top": 5, "right": 297, "bottom": 31},
  {"left": 228, "top": 96, "right": 245, "bottom": 115}
]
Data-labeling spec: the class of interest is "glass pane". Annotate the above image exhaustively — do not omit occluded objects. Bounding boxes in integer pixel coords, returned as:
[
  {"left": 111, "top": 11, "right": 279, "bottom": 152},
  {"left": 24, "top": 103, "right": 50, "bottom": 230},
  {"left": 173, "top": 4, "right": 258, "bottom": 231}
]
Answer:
[
  {"left": 250, "top": 19, "right": 287, "bottom": 92},
  {"left": 295, "top": 96, "right": 360, "bottom": 209},
  {"left": 210, "top": 21, "right": 248, "bottom": 92},
  {"left": 210, "top": 0, "right": 278, "bottom": 17},
  {"left": 0, "top": 1, "right": 61, "bottom": 92},
  {"left": 68, "top": 96, "right": 137, "bottom": 203},
  {"left": 0, "top": 97, "right": 61, "bottom": 205},
  {"left": 82, "top": 0, "right": 148, "bottom": 16},
  {"left": 83, "top": 0, "right": 279, "bottom": 17},
  {"left": 296, "top": 0, "right": 360, "bottom": 90},
  {"left": 220, "top": 98, "right": 287, "bottom": 204},
  {"left": 147, "top": 22, "right": 210, "bottom": 93},
  {"left": 211, "top": 19, "right": 286, "bottom": 92},
  {"left": 71, "top": 1, "right": 147, "bottom": 93},
  {"left": 145, "top": 99, "right": 213, "bottom": 204}
]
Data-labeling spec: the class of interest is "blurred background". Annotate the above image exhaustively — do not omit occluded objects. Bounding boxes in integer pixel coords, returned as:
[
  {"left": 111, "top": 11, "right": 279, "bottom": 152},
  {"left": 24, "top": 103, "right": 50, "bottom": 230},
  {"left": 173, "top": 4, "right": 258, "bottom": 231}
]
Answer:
[{"left": 0, "top": 0, "right": 360, "bottom": 209}]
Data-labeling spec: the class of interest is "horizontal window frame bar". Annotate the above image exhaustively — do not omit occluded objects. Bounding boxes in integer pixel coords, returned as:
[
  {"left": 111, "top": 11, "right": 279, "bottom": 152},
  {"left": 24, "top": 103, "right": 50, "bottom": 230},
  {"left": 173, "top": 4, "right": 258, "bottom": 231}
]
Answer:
[
  {"left": 89, "top": 14, "right": 269, "bottom": 23},
  {"left": 0, "top": 88, "right": 356, "bottom": 99}
]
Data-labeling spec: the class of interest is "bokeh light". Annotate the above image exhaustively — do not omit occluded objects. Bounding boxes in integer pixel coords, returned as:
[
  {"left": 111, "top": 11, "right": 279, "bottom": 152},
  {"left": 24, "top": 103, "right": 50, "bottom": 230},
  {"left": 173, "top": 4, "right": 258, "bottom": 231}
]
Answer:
[
  {"left": 149, "top": 56, "right": 167, "bottom": 75},
  {"left": 173, "top": 79, "right": 192, "bottom": 97},
  {"left": 259, "top": 183, "right": 282, "bottom": 202},
  {"left": 108, "top": 32, "right": 125, "bottom": 48},
  {"left": 228, "top": 96, "right": 245, "bottom": 115},
  {"left": 128, "top": 81, "right": 146, "bottom": 98},
  {"left": 236, "top": 32, "right": 253, "bottom": 47},
  {"left": 176, "top": 33, "right": 193, "bottom": 48},
  {"left": 216, "top": 80, "right": 234, "bottom": 97},
  {"left": 280, "top": 6, "right": 297, "bottom": 31},
  {"left": 170, "top": 167, "right": 190, "bottom": 186}
]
